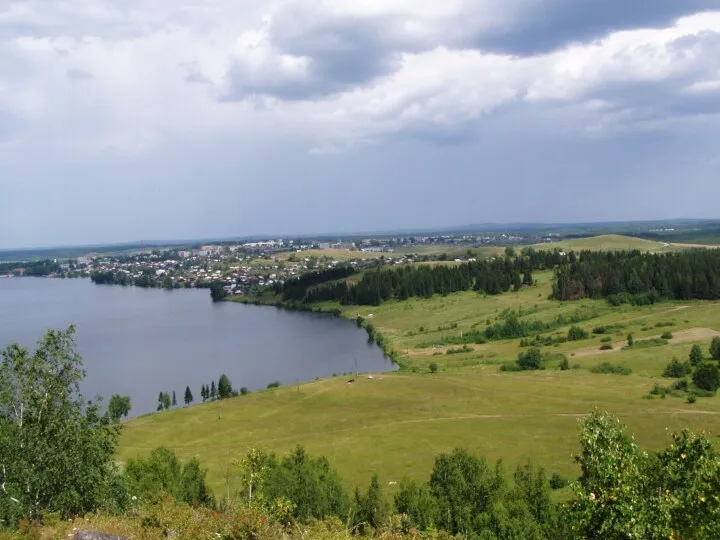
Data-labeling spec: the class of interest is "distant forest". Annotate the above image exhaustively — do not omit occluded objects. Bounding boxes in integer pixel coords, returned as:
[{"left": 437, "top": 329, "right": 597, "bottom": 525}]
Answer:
[
  {"left": 552, "top": 250, "right": 720, "bottom": 303},
  {"left": 0, "top": 259, "right": 62, "bottom": 276},
  {"left": 275, "top": 248, "right": 720, "bottom": 307},
  {"left": 275, "top": 250, "right": 566, "bottom": 306}
]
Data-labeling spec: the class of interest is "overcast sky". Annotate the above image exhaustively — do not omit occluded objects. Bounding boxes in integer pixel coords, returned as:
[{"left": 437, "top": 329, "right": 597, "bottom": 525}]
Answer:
[{"left": 1, "top": 1, "right": 719, "bottom": 248}]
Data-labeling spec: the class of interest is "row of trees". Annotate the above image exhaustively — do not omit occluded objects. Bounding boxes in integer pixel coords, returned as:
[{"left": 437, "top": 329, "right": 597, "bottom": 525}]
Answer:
[
  {"left": 297, "top": 258, "right": 535, "bottom": 306},
  {"left": 156, "top": 375, "right": 238, "bottom": 411},
  {"left": 552, "top": 249, "right": 720, "bottom": 302}
]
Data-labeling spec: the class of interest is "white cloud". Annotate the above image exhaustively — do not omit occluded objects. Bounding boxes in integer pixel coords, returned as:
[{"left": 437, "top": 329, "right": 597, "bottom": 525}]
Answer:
[{"left": 0, "top": 1, "right": 719, "bottom": 158}]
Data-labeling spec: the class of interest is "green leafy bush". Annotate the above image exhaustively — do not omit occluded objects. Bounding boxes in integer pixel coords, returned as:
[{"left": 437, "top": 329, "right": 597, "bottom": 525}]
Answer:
[
  {"left": 663, "top": 358, "right": 690, "bottom": 378},
  {"left": 591, "top": 362, "right": 632, "bottom": 375},
  {"left": 599, "top": 344, "right": 613, "bottom": 350},
  {"left": 517, "top": 347, "right": 544, "bottom": 370},
  {"left": 567, "top": 325, "right": 590, "bottom": 341},
  {"left": 692, "top": 362, "right": 719, "bottom": 392},
  {"left": 549, "top": 473, "right": 569, "bottom": 490},
  {"left": 660, "top": 331, "right": 673, "bottom": 340}
]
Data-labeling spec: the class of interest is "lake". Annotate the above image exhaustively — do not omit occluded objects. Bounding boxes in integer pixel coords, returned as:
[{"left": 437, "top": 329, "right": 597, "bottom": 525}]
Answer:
[{"left": 0, "top": 278, "right": 393, "bottom": 416}]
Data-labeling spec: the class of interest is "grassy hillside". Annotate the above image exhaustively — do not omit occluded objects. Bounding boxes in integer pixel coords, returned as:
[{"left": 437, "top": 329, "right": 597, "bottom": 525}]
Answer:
[
  {"left": 532, "top": 234, "right": 668, "bottom": 252},
  {"left": 119, "top": 366, "right": 720, "bottom": 498},
  {"left": 121, "top": 266, "right": 720, "bottom": 499}
]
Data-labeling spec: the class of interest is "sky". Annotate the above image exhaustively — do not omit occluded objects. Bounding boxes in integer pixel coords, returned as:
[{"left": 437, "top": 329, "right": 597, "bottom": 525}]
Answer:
[{"left": 1, "top": 1, "right": 720, "bottom": 248}]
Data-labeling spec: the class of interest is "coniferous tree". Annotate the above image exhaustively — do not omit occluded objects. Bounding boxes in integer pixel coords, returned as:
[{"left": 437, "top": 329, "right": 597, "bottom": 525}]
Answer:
[
  {"left": 690, "top": 344, "right": 704, "bottom": 366},
  {"left": 710, "top": 337, "right": 720, "bottom": 361},
  {"left": 172, "top": 391, "right": 177, "bottom": 407},
  {"left": 184, "top": 385, "right": 193, "bottom": 405},
  {"left": 210, "top": 381, "right": 217, "bottom": 400},
  {"left": 218, "top": 374, "right": 233, "bottom": 399}
]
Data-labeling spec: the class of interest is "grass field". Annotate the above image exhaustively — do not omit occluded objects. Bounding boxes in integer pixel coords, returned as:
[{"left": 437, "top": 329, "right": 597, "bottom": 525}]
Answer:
[
  {"left": 532, "top": 234, "right": 669, "bottom": 252},
  {"left": 120, "top": 254, "right": 720, "bottom": 500}
]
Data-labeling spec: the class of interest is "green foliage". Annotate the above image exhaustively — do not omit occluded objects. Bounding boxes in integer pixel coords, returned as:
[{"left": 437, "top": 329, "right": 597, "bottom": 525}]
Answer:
[
  {"left": 549, "top": 473, "right": 569, "bottom": 490},
  {"left": 710, "top": 336, "right": 720, "bottom": 361},
  {"left": 687, "top": 392, "right": 697, "bottom": 404},
  {"left": 692, "top": 362, "right": 720, "bottom": 392},
  {"left": 217, "top": 374, "right": 233, "bottom": 399},
  {"left": 428, "top": 361, "right": 438, "bottom": 374},
  {"left": 599, "top": 344, "right": 613, "bottom": 350},
  {"left": 107, "top": 394, "right": 132, "bottom": 422},
  {"left": 0, "top": 327, "right": 121, "bottom": 523},
  {"left": 689, "top": 344, "right": 704, "bottom": 366},
  {"left": 352, "top": 475, "right": 388, "bottom": 533},
  {"left": 183, "top": 386, "right": 193, "bottom": 405},
  {"left": 567, "top": 325, "right": 589, "bottom": 342},
  {"left": 240, "top": 387, "right": 249, "bottom": 396},
  {"left": 558, "top": 356, "right": 570, "bottom": 371},
  {"left": 124, "top": 447, "right": 215, "bottom": 508},
  {"left": 590, "top": 362, "right": 632, "bottom": 375},
  {"left": 157, "top": 392, "right": 171, "bottom": 411},
  {"left": 661, "top": 331, "right": 673, "bottom": 340},
  {"left": 568, "top": 411, "right": 720, "bottom": 539},
  {"left": 663, "top": 358, "right": 691, "bottom": 378},
  {"left": 517, "top": 347, "right": 544, "bottom": 370},
  {"left": 209, "top": 280, "right": 228, "bottom": 302},
  {"left": 627, "top": 332, "right": 634, "bottom": 347},
  {"left": 267, "top": 381, "right": 281, "bottom": 389},
  {"left": 395, "top": 448, "right": 552, "bottom": 538},
  {"left": 258, "top": 446, "right": 349, "bottom": 523}
]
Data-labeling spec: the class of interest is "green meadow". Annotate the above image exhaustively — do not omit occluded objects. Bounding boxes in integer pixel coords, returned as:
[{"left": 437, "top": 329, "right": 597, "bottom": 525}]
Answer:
[{"left": 120, "top": 242, "right": 720, "bottom": 499}]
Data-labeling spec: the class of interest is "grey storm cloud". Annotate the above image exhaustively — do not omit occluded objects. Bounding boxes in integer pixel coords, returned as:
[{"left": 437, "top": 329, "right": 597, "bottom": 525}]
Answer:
[
  {"left": 474, "top": 0, "right": 720, "bottom": 54},
  {"left": 220, "top": 0, "right": 720, "bottom": 102}
]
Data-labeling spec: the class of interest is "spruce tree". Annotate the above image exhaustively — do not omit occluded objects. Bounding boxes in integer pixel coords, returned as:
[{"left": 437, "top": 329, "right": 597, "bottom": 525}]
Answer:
[
  {"left": 172, "top": 391, "right": 177, "bottom": 407},
  {"left": 184, "top": 385, "right": 193, "bottom": 405},
  {"left": 210, "top": 381, "right": 217, "bottom": 400},
  {"left": 218, "top": 374, "right": 233, "bottom": 399},
  {"left": 710, "top": 337, "right": 720, "bottom": 361},
  {"left": 689, "top": 344, "right": 703, "bottom": 366}
]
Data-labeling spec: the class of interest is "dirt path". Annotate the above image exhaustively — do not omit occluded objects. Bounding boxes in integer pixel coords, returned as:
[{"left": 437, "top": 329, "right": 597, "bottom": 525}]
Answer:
[{"left": 571, "top": 327, "right": 720, "bottom": 359}]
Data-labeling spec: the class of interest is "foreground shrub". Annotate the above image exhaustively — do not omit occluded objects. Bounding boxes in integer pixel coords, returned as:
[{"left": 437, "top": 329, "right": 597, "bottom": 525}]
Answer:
[
  {"left": 567, "top": 411, "right": 720, "bottom": 539},
  {"left": 124, "top": 447, "right": 215, "bottom": 508},
  {"left": 0, "top": 327, "right": 123, "bottom": 525}
]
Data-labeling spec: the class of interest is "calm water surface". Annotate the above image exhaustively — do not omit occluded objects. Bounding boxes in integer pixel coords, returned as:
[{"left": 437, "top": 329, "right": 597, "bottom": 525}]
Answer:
[{"left": 0, "top": 278, "right": 393, "bottom": 415}]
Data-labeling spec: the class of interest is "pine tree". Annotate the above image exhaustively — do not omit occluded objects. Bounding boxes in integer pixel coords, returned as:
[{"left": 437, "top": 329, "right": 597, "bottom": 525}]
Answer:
[
  {"left": 710, "top": 337, "right": 720, "bottom": 361},
  {"left": 689, "top": 344, "right": 703, "bottom": 366},
  {"left": 210, "top": 381, "right": 217, "bottom": 400},
  {"left": 172, "top": 391, "right": 177, "bottom": 407},
  {"left": 184, "top": 385, "right": 193, "bottom": 405},
  {"left": 157, "top": 392, "right": 164, "bottom": 412},
  {"left": 218, "top": 374, "right": 233, "bottom": 399}
]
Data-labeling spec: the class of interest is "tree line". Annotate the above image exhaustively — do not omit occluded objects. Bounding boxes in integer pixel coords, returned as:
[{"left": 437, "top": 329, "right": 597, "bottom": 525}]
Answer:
[
  {"left": 289, "top": 257, "right": 537, "bottom": 306},
  {"left": 0, "top": 259, "right": 62, "bottom": 277},
  {"left": 551, "top": 249, "right": 720, "bottom": 303}
]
